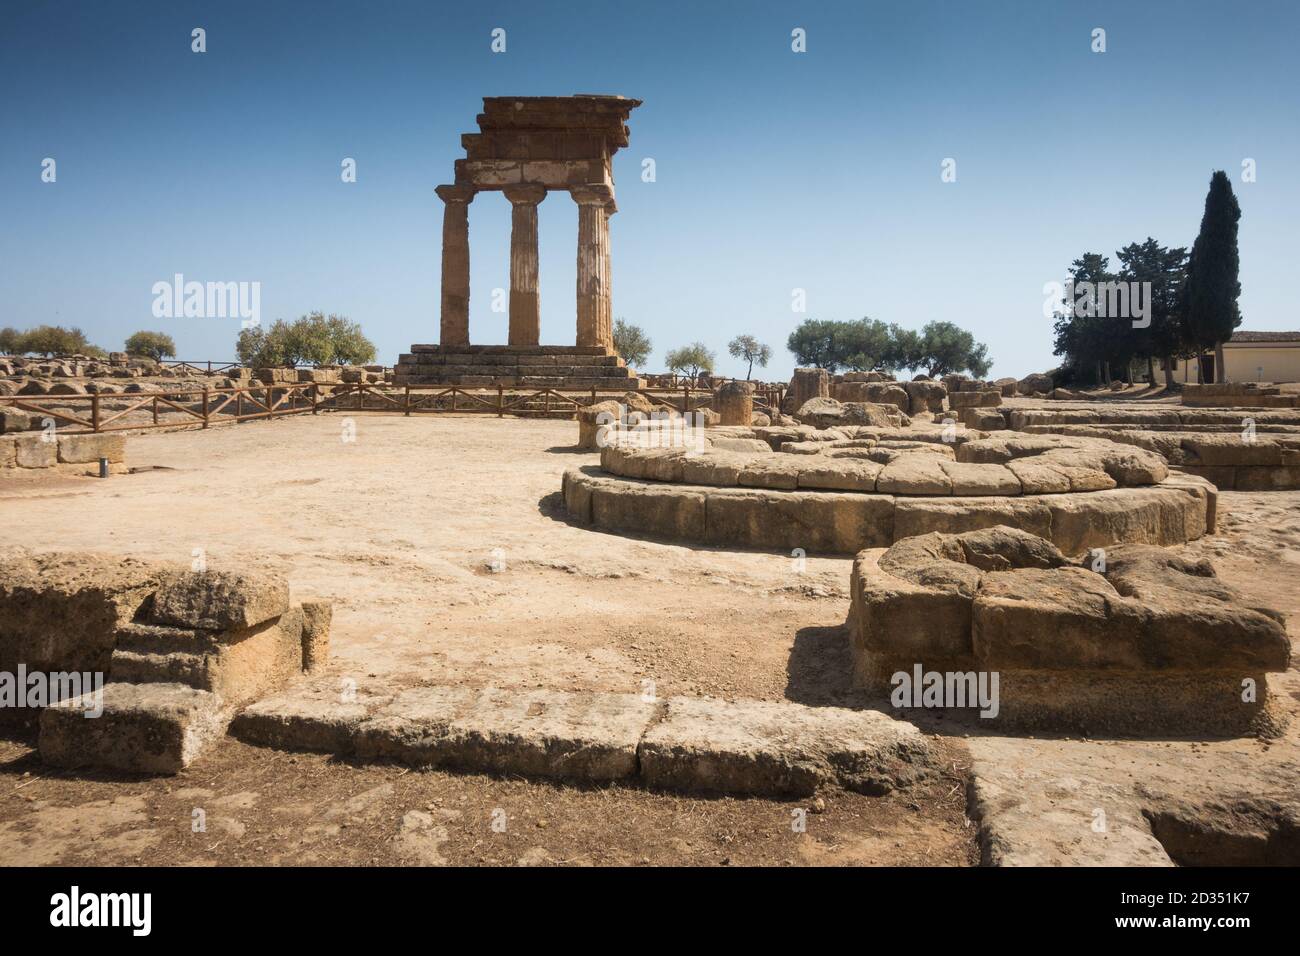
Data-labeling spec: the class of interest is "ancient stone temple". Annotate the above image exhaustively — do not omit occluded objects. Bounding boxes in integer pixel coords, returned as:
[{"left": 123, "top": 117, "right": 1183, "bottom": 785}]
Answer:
[{"left": 394, "top": 95, "right": 645, "bottom": 390}]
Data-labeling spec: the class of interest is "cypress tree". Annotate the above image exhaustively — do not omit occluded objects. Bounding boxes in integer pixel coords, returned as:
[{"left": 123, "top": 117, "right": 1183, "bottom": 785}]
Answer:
[{"left": 1182, "top": 171, "right": 1242, "bottom": 382}]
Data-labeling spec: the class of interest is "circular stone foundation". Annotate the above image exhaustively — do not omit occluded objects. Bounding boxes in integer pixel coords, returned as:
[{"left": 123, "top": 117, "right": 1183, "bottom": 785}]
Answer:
[{"left": 562, "top": 425, "right": 1217, "bottom": 556}]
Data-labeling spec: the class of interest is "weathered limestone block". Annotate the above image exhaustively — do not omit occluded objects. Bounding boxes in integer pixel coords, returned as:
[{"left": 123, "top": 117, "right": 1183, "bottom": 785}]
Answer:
[
  {"left": 638, "top": 696, "right": 933, "bottom": 796},
  {"left": 1017, "top": 372, "right": 1053, "bottom": 394},
  {"left": 591, "top": 480, "right": 706, "bottom": 540},
  {"left": 0, "top": 550, "right": 160, "bottom": 678},
  {"left": 576, "top": 399, "right": 623, "bottom": 449},
  {"left": 703, "top": 487, "right": 895, "bottom": 553},
  {"left": 795, "top": 397, "right": 896, "bottom": 429},
  {"left": 958, "top": 407, "right": 1006, "bottom": 430},
  {"left": 713, "top": 380, "right": 754, "bottom": 426},
  {"left": 0, "top": 408, "right": 35, "bottom": 433},
  {"left": 784, "top": 367, "right": 829, "bottom": 414},
  {"left": 231, "top": 681, "right": 382, "bottom": 753},
  {"left": 150, "top": 570, "right": 289, "bottom": 631},
  {"left": 39, "top": 683, "right": 227, "bottom": 774},
  {"left": 949, "top": 389, "right": 1002, "bottom": 408},
  {"left": 354, "top": 686, "right": 655, "bottom": 781},
  {"left": 940, "top": 460, "right": 1022, "bottom": 496},
  {"left": 56, "top": 433, "right": 126, "bottom": 464},
  {"left": 709, "top": 437, "right": 772, "bottom": 454},
  {"left": 903, "top": 380, "right": 947, "bottom": 415},
  {"left": 848, "top": 528, "right": 1286, "bottom": 735},
  {"left": 795, "top": 458, "right": 882, "bottom": 492},
  {"left": 15, "top": 434, "right": 56, "bottom": 468},
  {"left": 300, "top": 600, "right": 333, "bottom": 673},
  {"left": 876, "top": 456, "right": 953, "bottom": 495},
  {"left": 892, "top": 496, "right": 1054, "bottom": 543}
]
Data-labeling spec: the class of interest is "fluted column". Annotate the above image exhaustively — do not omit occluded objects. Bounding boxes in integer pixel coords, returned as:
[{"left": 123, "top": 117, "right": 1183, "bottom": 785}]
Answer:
[
  {"left": 435, "top": 185, "right": 476, "bottom": 346},
  {"left": 601, "top": 198, "right": 617, "bottom": 349},
  {"left": 503, "top": 184, "right": 547, "bottom": 348},
  {"left": 571, "top": 185, "right": 613, "bottom": 350}
]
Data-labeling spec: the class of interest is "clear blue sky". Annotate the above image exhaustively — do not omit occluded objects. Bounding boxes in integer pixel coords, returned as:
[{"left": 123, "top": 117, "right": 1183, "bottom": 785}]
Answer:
[{"left": 3, "top": 0, "right": 1297, "bottom": 380}]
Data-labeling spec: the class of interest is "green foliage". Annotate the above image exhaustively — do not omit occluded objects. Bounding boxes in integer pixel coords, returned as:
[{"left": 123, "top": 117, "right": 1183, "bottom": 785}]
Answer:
[
  {"left": 786, "top": 319, "right": 847, "bottom": 371},
  {"left": 664, "top": 341, "right": 716, "bottom": 379},
  {"left": 0, "top": 327, "right": 21, "bottom": 354},
  {"left": 787, "top": 317, "right": 990, "bottom": 377},
  {"left": 8, "top": 325, "right": 95, "bottom": 357},
  {"left": 1052, "top": 241, "right": 1191, "bottom": 384},
  {"left": 612, "top": 318, "right": 652, "bottom": 367},
  {"left": 235, "top": 312, "right": 376, "bottom": 367},
  {"left": 727, "top": 334, "right": 772, "bottom": 379},
  {"left": 1183, "top": 170, "right": 1243, "bottom": 353},
  {"left": 124, "top": 330, "right": 177, "bottom": 362},
  {"left": 914, "top": 321, "right": 991, "bottom": 378}
]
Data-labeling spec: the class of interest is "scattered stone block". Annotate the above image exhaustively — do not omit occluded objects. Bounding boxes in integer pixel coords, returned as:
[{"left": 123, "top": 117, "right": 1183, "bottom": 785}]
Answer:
[
  {"left": 150, "top": 570, "right": 289, "bottom": 631},
  {"left": 638, "top": 696, "right": 933, "bottom": 796},
  {"left": 14, "top": 434, "right": 56, "bottom": 468},
  {"left": 39, "top": 682, "right": 227, "bottom": 774},
  {"left": 56, "top": 433, "right": 126, "bottom": 464}
]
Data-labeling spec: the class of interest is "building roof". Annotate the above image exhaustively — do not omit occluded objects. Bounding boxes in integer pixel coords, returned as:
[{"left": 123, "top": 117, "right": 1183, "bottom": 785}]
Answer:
[{"left": 1229, "top": 330, "right": 1300, "bottom": 343}]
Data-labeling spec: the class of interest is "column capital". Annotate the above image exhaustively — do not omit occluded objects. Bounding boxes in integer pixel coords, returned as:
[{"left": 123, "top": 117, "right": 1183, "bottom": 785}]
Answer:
[
  {"left": 570, "top": 184, "right": 614, "bottom": 206},
  {"left": 502, "top": 183, "right": 548, "bottom": 206},
  {"left": 435, "top": 184, "right": 477, "bottom": 205}
]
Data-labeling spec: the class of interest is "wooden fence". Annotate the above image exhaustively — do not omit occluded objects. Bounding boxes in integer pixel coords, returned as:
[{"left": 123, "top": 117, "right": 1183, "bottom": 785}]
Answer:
[{"left": 0, "top": 383, "right": 785, "bottom": 435}]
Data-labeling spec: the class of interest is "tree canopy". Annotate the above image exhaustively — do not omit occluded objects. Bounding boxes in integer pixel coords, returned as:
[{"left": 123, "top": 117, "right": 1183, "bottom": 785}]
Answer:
[
  {"left": 124, "top": 330, "right": 177, "bottom": 362},
  {"left": 612, "top": 318, "right": 652, "bottom": 367},
  {"left": 237, "top": 312, "right": 376, "bottom": 367},
  {"left": 1183, "top": 170, "right": 1243, "bottom": 363},
  {"left": 786, "top": 317, "right": 990, "bottom": 377},
  {"left": 727, "top": 334, "right": 772, "bottom": 380},
  {"left": 664, "top": 342, "right": 716, "bottom": 380}
]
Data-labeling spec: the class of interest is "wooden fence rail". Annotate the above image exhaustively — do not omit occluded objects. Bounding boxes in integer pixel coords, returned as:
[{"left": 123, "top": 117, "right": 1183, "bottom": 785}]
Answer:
[{"left": 0, "top": 383, "right": 785, "bottom": 435}]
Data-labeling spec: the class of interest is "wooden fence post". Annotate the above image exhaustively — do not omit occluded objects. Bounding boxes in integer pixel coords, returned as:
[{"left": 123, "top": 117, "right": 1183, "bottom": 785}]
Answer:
[
  {"left": 201, "top": 386, "right": 210, "bottom": 428},
  {"left": 497, "top": 385, "right": 503, "bottom": 417},
  {"left": 91, "top": 392, "right": 100, "bottom": 433},
  {"left": 404, "top": 386, "right": 411, "bottom": 416}
]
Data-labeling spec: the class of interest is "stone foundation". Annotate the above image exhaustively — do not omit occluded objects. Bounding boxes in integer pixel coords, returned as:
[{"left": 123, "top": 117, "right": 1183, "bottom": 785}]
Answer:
[
  {"left": 393, "top": 344, "right": 644, "bottom": 390},
  {"left": 847, "top": 528, "right": 1290, "bottom": 736},
  {"left": 561, "top": 425, "right": 1215, "bottom": 555},
  {"left": 0, "top": 431, "right": 126, "bottom": 473},
  {"left": 233, "top": 678, "right": 934, "bottom": 797},
  {"left": 1181, "top": 382, "right": 1300, "bottom": 408},
  {"left": 0, "top": 549, "right": 330, "bottom": 772}
]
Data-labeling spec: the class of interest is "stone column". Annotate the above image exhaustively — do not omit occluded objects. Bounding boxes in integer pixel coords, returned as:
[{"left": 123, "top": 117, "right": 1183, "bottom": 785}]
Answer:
[
  {"left": 600, "top": 198, "right": 617, "bottom": 349},
  {"left": 571, "top": 185, "right": 613, "bottom": 350},
  {"left": 435, "top": 185, "right": 476, "bottom": 347},
  {"left": 714, "top": 381, "right": 754, "bottom": 426},
  {"left": 503, "top": 184, "right": 547, "bottom": 349}
]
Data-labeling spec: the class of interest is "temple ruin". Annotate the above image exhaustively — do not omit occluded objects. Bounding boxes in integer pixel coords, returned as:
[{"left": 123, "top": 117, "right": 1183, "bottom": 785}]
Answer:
[{"left": 393, "top": 95, "right": 646, "bottom": 390}]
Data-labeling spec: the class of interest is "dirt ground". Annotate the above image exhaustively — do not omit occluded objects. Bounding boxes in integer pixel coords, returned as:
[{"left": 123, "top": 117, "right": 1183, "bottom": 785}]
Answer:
[
  {"left": 0, "top": 413, "right": 978, "bottom": 866},
  {"left": 2, "top": 412, "right": 1297, "bottom": 866}
]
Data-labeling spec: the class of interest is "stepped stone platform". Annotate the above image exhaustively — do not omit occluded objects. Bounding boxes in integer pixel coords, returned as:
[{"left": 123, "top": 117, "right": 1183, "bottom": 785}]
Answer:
[
  {"left": 0, "top": 549, "right": 330, "bottom": 773},
  {"left": 1181, "top": 382, "right": 1300, "bottom": 408},
  {"left": 394, "top": 345, "right": 646, "bottom": 390},
  {"left": 562, "top": 424, "right": 1216, "bottom": 556},
  {"left": 231, "top": 678, "right": 934, "bottom": 797},
  {"left": 998, "top": 406, "right": 1300, "bottom": 489},
  {"left": 849, "top": 527, "right": 1290, "bottom": 737},
  {"left": 1018, "top": 424, "right": 1300, "bottom": 490}
]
